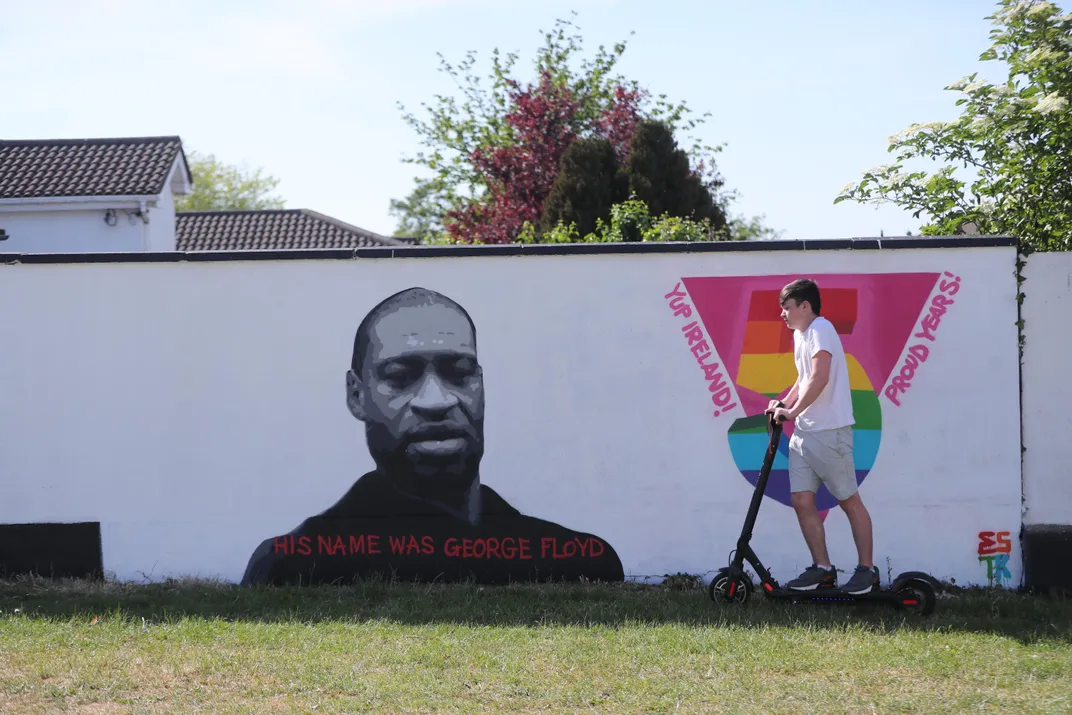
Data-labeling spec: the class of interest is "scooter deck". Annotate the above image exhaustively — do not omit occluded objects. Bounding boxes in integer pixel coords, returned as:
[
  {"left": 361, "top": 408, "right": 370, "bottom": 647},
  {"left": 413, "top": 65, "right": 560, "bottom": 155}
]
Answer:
[{"left": 766, "top": 585, "right": 905, "bottom": 602}]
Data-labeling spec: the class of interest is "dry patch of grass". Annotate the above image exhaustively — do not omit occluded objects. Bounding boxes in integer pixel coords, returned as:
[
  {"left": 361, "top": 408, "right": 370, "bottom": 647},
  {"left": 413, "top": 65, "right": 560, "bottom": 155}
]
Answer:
[{"left": 1, "top": 577, "right": 1070, "bottom": 713}]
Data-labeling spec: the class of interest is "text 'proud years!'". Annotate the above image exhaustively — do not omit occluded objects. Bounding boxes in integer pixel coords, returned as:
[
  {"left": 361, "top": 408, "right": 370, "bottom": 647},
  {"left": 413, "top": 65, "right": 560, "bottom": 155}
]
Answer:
[
  {"left": 884, "top": 272, "right": 962, "bottom": 407},
  {"left": 665, "top": 283, "right": 739, "bottom": 418}
]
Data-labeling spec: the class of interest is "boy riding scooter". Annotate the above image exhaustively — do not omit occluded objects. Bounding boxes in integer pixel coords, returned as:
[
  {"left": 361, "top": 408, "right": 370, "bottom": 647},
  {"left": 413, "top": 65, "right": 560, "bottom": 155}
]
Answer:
[{"left": 765, "top": 279, "right": 880, "bottom": 595}]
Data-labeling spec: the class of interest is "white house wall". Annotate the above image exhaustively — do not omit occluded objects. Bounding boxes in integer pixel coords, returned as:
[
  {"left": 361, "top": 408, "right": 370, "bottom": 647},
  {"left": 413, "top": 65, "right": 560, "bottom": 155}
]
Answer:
[
  {"left": 146, "top": 184, "right": 177, "bottom": 252},
  {"left": 146, "top": 155, "right": 190, "bottom": 253},
  {"left": 0, "top": 242, "right": 1026, "bottom": 589},
  {"left": 0, "top": 208, "right": 148, "bottom": 253}
]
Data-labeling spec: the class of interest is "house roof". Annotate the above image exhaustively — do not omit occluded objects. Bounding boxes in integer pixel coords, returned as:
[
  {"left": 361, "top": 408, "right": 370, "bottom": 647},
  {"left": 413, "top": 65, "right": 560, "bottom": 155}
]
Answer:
[
  {"left": 175, "top": 209, "right": 417, "bottom": 251},
  {"left": 0, "top": 136, "right": 189, "bottom": 200}
]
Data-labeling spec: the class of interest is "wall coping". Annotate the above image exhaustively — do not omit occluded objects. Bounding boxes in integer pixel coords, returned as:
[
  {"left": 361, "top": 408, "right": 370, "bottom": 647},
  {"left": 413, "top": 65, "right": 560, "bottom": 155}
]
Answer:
[{"left": 0, "top": 235, "right": 1019, "bottom": 265}]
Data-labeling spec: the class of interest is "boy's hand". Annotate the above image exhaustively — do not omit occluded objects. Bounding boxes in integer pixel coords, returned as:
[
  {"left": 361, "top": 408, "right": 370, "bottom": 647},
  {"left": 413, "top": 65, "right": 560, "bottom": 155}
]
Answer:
[{"left": 770, "top": 407, "right": 793, "bottom": 423}]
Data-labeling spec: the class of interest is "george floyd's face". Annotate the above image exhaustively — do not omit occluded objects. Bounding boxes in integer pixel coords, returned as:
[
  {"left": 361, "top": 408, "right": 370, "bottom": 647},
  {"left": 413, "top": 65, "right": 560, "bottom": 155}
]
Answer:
[{"left": 347, "top": 302, "right": 484, "bottom": 480}]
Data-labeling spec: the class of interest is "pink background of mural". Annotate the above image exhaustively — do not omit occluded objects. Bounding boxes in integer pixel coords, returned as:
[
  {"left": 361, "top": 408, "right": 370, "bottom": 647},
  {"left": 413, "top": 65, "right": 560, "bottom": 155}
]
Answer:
[{"left": 681, "top": 273, "right": 941, "bottom": 417}]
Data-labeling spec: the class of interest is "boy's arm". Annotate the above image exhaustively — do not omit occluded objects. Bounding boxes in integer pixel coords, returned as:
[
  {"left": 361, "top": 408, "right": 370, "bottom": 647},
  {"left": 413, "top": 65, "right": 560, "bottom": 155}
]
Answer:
[
  {"left": 768, "top": 379, "right": 799, "bottom": 412},
  {"left": 788, "top": 351, "right": 831, "bottom": 420},
  {"left": 783, "top": 380, "right": 800, "bottom": 408}
]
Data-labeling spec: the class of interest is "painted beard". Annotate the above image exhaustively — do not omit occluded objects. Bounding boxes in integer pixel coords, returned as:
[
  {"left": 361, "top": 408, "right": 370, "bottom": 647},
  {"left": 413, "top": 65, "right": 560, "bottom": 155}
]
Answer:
[{"left": 364, "top": 419, "right": 484, "bottom": 488}]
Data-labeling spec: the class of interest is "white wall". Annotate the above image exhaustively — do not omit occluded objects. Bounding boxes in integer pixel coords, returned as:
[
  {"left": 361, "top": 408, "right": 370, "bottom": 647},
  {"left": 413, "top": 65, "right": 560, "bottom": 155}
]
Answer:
[
  {"left": 1021, "top": 251, "right": 1072, "bottom": 526},
  {"left": 0, "top": 208, "right": 149, "bottom": 253},
  {"left": 146, "top": 169, "right": 180, "bottom": 252},
  {"left": 0, "top": 243, "right": 1023, "bottom": 588}
]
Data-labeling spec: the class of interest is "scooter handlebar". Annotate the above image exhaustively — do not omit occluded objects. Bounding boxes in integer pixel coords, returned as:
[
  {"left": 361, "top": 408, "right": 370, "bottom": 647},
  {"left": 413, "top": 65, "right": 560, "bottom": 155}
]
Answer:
[{"left": 765, "top": 401, "right": 788, "bottom": 428}]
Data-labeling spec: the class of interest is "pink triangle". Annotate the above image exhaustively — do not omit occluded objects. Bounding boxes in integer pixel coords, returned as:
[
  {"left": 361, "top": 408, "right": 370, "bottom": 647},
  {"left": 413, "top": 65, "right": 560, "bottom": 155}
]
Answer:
[{"left": 681, "top": 273, "right": 940, "bottom": 392}]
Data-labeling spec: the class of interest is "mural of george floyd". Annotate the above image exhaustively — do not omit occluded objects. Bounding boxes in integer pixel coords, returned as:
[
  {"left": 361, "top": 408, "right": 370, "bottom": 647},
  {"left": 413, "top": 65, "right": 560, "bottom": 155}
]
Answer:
[
  {"left": 242, "top": 286, "right": 625, "bottom": 586},
  {"left": 0, "top": 237, "right": 1052, "bottom": 590}
]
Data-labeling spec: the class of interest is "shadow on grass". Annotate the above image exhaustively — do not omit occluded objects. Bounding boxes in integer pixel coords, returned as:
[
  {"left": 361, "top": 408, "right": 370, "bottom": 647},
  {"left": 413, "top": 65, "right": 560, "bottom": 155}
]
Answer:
[{"left": 2, "top": 575, "right": 1070, "bottom": 646}]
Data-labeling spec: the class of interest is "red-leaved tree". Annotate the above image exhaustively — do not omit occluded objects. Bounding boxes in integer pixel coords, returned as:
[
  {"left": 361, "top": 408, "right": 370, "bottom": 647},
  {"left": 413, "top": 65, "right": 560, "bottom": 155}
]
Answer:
[
  {"left": 599, "top": 85, "right": 644, "bottom": 165},
  {"left": 394, "top": 16, "right": 781, "bottom": 243},
  {"left": 444, "top": 71, "right": 646, "bottom": 244}
]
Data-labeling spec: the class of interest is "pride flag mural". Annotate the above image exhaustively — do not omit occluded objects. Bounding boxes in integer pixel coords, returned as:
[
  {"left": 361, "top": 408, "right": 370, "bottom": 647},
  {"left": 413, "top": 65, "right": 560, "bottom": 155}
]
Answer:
[{"left": 680, "top": 273, "right": 942, "bottom": 512}]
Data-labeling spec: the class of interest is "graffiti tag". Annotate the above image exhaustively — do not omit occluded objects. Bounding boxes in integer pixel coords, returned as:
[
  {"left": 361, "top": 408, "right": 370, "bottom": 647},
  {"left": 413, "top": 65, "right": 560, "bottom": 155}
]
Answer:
[
  {"left": 666, "top": 282, "right": 739, "bottom": 418},
  {"left": 884, "top": 272, "right": 961, "bottom": 407},
  {"left": 977, "top": 530, "right": 1013, "bottom": 586}
]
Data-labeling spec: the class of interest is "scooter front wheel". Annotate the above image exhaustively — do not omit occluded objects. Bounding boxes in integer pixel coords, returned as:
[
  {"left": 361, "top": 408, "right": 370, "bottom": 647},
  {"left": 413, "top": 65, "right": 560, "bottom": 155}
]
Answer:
[{"left": 709, "top": 567, "right": 752, "bottom": 605}]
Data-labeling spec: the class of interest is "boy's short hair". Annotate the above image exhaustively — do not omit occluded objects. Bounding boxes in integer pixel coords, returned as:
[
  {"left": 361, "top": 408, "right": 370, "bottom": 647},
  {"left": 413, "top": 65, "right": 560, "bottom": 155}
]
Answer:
[{"left": 780, "top": 279, "right": 822, "bottom": 315}]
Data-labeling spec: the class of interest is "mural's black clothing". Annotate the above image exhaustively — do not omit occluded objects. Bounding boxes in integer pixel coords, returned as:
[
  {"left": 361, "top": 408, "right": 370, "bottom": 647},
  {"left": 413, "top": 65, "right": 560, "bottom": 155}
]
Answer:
[{"left": 241, "top": 470, "right": 625, "bottom": 585}]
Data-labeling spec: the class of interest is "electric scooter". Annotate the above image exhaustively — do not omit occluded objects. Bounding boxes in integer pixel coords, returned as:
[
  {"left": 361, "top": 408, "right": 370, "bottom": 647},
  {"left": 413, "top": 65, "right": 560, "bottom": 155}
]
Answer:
[{"left": 708, "top": 402, "right": 939, "bottom": 616}]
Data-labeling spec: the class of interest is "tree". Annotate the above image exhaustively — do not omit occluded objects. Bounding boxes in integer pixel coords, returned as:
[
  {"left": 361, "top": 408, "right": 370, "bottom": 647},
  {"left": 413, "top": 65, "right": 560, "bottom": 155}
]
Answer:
[
  {"left": 539, "top": 136, "right": 629, "bottom": 238},
  {"left": 440, "top": 67, "right": 593, "bottom": 244},
  {"left": 834, "top": 0, "right": 1072, "bottom": 252},
  {"left": 537, "top": 120, "right": 727, "bottom": 241},
  {"left": 521, "top": 196, "right": 718, "bottom": 244},
  {"left": 724, "top": 213, "right": 784, "bottom": 241},
  {"left": 177, "top": 151, "right": 285, "bottom": 212},
  {"left": 393, "top": 14, "right": 770, "bottom": 243},
  {"left": 388, "top": 177, "right": 450, "bottom": 237},
  {"left": 622, "top": 119, "right": 723, "bottom": 227}
]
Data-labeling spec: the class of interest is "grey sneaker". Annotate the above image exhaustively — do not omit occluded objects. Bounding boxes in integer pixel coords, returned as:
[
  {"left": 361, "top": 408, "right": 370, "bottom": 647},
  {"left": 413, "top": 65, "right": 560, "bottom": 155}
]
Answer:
[
  {"left": 843, "top": 565, "right": 881, "bottom": 594},
  {"left": 786, "top": 564, "right": 837, "bottom": 591}
]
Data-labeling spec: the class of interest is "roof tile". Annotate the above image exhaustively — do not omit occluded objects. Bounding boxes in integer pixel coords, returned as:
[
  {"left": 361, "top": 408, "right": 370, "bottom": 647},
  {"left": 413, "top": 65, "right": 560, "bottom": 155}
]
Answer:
[
  {"left": 175, "top": 209, "right": 417, "bottom": 251},
  {"left": 0, "top": 136, "right": 185, "bottom": 199}
]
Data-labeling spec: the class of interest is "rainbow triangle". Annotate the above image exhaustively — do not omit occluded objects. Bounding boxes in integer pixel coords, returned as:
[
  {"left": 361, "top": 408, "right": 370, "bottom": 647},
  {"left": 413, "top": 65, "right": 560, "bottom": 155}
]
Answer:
[{"left": 682, "top": 273, "right": 939, "bottom": 510}]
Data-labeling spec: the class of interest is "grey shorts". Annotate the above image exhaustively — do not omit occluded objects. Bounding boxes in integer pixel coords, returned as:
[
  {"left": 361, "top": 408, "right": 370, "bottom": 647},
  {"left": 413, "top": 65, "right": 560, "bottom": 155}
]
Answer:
[{"left": 788, "top": 425, "right": 858, "bottom": 501}]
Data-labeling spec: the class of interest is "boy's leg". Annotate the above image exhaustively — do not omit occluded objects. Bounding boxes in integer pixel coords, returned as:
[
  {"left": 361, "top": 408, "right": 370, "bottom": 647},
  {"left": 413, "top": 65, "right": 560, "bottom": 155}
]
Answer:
[
  {"left": 810, "top": 426, "right": 880, "bottom": 594},
  {"left": 786, "top": 431, "right": 837, "bottom": 590},
  {"left": 791, "top": 490, "right": 830, "bottom": 566},
  {"left": 839, "top": 493, "right": 873, "bottom": 568}
]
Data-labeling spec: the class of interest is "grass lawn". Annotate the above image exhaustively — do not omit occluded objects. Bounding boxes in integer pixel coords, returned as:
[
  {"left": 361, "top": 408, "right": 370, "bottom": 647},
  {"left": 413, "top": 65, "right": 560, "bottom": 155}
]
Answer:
[{"left": 1, "top": 576, "right": 1070, "bottom": 713}]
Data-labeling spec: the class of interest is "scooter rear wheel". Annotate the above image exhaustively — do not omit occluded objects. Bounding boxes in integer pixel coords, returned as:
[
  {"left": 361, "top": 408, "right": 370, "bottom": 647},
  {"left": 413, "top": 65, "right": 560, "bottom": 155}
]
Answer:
[
  {"left": 709, "top": 568, "right": 752, "bottom": 605},
  {"left": 893, "top": 578, "right": 937, "bottom": 616}
]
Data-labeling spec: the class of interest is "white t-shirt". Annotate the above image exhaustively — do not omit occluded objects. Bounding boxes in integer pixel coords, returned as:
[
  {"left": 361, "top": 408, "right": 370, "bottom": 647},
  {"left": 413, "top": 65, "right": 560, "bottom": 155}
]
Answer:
[{"left": 793, "top": 316, "right": 855, "bottom": 432}]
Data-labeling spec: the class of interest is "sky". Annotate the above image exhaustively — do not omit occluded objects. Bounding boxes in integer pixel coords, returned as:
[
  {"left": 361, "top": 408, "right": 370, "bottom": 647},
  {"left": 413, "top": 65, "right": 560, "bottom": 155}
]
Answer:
[{"left": 0, "top": 0, "right": 1006, "bottom": 240}]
